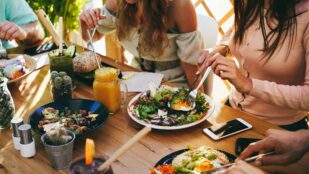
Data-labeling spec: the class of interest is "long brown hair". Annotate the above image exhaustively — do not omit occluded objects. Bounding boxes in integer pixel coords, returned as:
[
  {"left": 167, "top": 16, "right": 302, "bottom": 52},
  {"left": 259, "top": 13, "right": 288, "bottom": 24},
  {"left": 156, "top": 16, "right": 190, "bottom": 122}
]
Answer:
[
  {"left": 233, "top": 0, "right": 302, "bottom": 62},
  {"left": 116, "top": 0, "right": 170, "bottom": 57}
]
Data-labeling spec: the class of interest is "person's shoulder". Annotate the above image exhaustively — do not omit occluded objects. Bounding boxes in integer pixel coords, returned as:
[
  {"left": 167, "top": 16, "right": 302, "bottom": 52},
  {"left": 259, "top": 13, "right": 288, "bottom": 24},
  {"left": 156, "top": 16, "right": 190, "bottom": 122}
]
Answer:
[
  {"left": 296, "top": 0, "right": 309, "bottom": 12},
  {"left": 171, "top": 0, "right": 194, "bottom": 12},
  {"left": 171, "top": 0, "right": 197, "bottom": 33}
]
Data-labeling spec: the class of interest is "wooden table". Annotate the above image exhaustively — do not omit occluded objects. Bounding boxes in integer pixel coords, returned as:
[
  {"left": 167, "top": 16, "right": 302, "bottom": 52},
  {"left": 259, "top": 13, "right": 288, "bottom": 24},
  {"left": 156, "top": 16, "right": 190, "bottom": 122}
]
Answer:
[{"left": 0, "top": 51, "right": 308, "bottom": 174}]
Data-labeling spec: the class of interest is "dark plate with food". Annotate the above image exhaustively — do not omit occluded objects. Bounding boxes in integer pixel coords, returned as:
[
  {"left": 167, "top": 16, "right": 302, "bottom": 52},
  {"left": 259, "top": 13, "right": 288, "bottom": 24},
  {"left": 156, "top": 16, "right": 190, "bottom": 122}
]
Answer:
[
  {"left": 127, "top": 85, "right": 215, "bottom": 130},
  {"left": 28, "top": 99, "right": 109, "bottom": 137},
  {"left": 151, "top": 146, "right": 236, "bottom": 174}
]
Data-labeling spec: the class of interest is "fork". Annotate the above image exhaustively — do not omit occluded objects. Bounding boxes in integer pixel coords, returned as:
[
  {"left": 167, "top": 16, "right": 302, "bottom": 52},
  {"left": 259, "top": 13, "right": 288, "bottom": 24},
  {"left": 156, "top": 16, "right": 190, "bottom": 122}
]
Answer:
[
  {"left": 86, "top": 28, "right": 101, "bottom": 69},
  {"left": 189, "top": 67, "right": 212, "bottom": 99}
]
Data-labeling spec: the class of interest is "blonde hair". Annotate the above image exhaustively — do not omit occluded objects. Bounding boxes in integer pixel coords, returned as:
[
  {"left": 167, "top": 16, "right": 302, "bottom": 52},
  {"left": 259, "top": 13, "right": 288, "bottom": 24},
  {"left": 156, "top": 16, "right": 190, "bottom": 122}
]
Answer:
[{"left": 116, "top": 0, "right": 170, "bottom": 57}]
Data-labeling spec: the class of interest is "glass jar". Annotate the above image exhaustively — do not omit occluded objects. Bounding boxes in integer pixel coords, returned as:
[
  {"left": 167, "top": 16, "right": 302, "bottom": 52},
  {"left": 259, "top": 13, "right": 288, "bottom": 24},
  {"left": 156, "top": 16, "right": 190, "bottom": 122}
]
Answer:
[
  {"left": 0, "top": 77, "right": 15, "bottom": 129},
  {"left": 48, "top": 50, "right": 75, "bottom": 87},
  {"left": 93, "top": 68, "right": 122, "bottom": 113}
]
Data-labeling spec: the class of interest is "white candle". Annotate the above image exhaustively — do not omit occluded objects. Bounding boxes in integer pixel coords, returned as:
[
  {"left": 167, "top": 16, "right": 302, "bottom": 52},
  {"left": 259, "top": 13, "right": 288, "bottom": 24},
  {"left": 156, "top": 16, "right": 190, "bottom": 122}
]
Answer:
[{"left": 59, "top": 17, "right": 63, "bottom": 55}]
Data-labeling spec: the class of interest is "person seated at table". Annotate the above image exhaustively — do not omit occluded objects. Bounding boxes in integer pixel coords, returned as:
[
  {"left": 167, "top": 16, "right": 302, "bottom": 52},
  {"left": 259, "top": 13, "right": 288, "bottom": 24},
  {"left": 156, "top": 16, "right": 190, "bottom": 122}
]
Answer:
[
  {"left": 223, "top": 129, "right": 309, "bottom": 174},
  {"left": 79, "top": 0, "right": 204, "bottom": 87},
  {"left": 197, "top": 0, "right": 309, "bottom": 131},
  {"left": 0, "top": 0, "right": 44, "bottom": 49}
]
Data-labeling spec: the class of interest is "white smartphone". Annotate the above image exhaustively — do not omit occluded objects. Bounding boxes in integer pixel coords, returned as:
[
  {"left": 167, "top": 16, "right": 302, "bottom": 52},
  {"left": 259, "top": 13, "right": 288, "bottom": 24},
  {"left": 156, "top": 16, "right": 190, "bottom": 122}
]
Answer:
[{"left": 203, "top": 118, "right": 252, "bottom": 140}]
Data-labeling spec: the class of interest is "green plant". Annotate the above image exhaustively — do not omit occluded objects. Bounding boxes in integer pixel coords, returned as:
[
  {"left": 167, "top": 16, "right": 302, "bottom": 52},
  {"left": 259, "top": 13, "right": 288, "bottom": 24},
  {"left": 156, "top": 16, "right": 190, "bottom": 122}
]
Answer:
[{"left": 26, "top": 0, "right": 86, "bottom": 37}]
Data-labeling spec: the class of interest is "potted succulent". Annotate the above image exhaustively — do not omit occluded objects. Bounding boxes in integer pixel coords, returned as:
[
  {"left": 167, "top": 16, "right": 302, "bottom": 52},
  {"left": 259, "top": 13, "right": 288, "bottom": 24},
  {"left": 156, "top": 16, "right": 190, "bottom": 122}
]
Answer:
[
  {"left": 41, "top": 127, "right": 75, "bottom": 169},
  {"left": 50, "top": 71, "right": 73, "bottom": 101}
]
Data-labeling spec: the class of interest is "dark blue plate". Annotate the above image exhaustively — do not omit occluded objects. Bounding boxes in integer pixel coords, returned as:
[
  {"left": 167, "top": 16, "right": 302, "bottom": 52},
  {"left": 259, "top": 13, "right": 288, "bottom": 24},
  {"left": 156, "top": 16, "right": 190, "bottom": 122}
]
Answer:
[
  {"left": 155, "top": 148, "right": 236, "bottom": 167},
  {"left": 28, "top": 99, "right": 109, "bottom": 137}
]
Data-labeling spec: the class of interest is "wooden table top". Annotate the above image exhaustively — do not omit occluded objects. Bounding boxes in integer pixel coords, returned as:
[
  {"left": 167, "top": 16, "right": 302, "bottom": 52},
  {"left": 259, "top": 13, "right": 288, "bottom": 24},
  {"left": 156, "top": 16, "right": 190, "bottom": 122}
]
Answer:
[{"left": 0, "top": 51, "right": 308, "bottom": 174}]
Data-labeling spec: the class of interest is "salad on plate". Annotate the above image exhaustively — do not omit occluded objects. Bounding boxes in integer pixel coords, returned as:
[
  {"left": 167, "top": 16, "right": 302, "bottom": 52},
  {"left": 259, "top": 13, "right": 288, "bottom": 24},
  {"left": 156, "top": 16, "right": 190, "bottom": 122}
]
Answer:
[{"left": 128, "top": 85, "right": 212, "bottom": 128}]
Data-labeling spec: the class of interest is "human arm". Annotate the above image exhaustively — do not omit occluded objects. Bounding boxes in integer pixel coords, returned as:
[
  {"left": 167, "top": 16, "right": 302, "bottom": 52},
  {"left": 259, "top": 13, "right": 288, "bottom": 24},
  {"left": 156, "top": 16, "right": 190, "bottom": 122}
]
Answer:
[
  {"left": 239, "top": 129, "right": 309, "bottom": 166},
  {"left": 197, "top": 28, "right": 233, "bottom": 75},
  {"left": 173, "top": 0, "right": 202, "bottom": 87},
  {"left": 199, "top": 21, "right": 309, "bottom": 109},
  {"left": 1, "top": 0, "right": 44, "bottom": 46},
  {"left": 79, "top": 0, "right": 117, "bottom": 42}
]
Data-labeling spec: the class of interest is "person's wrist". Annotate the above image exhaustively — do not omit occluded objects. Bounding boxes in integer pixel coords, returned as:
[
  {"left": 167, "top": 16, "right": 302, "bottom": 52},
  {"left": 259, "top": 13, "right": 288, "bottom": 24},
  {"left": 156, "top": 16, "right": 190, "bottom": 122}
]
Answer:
[
  {"left": 210, "top": 45, "right": 229, "bottom": 56},
  {"left": 297, "top": 130, "right": 309, "bottom": 152},
  {"left": 242, "top": 77, "right": 253, "bottom": 94},
  {"left": 17, "top": 27, "right": 27, "bottom": 41}
]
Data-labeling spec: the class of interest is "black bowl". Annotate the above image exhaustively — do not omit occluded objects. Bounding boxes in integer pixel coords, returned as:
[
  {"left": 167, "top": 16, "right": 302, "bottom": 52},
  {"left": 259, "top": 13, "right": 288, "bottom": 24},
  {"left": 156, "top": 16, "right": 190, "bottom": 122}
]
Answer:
[{"left": 28, "top": 99, "right": 109, "bottom": 137}]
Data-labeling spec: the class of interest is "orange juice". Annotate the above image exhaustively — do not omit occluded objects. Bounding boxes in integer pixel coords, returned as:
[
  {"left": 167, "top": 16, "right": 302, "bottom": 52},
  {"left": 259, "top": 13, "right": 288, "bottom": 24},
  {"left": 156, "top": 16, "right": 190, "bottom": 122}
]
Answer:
[{"left": 93, "top": 68, "right": 121, "bottom": 113}]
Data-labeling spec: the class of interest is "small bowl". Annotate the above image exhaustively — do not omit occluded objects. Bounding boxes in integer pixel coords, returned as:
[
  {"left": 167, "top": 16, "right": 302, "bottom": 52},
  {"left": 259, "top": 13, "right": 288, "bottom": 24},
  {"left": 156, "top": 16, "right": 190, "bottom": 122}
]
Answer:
[{"left": 68, "top": 155, "right": 113, "bottom": 174}]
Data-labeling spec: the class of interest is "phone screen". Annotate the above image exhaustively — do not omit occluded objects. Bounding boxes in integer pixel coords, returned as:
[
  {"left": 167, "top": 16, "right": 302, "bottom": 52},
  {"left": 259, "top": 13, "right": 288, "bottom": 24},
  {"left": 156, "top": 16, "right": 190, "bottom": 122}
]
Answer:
[{"left": 207, "top": 119, "right": 250, "bottom": 138}]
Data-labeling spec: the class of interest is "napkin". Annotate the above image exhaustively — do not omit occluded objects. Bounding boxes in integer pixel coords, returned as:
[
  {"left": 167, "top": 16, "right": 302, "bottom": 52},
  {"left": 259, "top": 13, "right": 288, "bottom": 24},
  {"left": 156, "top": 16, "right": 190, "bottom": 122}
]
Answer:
[{"left": 121, "top": 72, "right": 164, "bottom": 92}]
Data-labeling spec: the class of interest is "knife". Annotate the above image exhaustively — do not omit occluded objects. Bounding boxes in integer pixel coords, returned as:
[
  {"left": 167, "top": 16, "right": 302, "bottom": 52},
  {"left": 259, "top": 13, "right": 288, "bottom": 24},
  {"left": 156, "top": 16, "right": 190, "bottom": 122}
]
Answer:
[{"left": 204, "top": 151, "right": 276, "bottom": 174}]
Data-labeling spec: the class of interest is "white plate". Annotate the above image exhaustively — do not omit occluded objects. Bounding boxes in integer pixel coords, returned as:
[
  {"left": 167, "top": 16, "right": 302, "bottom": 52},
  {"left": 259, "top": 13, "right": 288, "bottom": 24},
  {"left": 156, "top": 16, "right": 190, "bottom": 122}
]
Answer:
[
  {"left": 127, "top": 88, "right": 215, "bottom": 130},
  {"left": 4, "top": 54, "right": 37, "bottom": 84}
]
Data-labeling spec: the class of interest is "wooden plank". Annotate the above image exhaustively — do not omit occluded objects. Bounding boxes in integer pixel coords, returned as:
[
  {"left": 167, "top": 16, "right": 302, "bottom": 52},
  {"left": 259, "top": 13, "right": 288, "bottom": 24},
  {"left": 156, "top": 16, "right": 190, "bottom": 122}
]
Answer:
[{"left": 218, "top": 8, "right": 234, "bottom": 26}]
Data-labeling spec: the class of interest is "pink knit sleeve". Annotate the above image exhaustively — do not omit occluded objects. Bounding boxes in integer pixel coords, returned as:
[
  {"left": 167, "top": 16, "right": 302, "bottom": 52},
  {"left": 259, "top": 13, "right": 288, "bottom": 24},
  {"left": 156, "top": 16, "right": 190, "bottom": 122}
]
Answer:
[{"left": 248, "top": 23, "right": 309, "bottom": 111}]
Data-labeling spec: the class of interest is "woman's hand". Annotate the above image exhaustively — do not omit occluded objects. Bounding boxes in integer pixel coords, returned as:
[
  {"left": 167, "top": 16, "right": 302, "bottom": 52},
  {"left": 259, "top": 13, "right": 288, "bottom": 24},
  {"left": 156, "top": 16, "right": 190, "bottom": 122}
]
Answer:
[
  {"left": 0, "top": 21, "right": 27, "bottom": 41},
  {"left": 79, "top": 8, "right": 105, "bottom": 30},
  {"left": 79, "top": 8, "right": 105, "bottom": 41},
  {"left": 239, "top": 129, "right": 309, "bottom": 166},
  {"left": 197, "top": 51, "right": 252, "bottom": 94},
  {"left": 222, "top": 160, "right": 266, "bottom": 174}
]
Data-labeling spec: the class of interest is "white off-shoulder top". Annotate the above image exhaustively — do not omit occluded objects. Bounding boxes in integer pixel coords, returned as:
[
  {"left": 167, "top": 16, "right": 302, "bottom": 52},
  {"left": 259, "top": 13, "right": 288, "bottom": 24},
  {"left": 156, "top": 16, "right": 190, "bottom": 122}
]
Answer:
[{"left": 96, "top": 6, "right": 204, "bottom": 86}]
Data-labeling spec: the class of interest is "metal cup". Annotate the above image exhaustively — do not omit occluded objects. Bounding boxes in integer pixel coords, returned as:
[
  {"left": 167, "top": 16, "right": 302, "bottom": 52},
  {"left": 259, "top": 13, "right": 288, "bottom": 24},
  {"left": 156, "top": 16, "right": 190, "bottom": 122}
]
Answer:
[{"left": 41, "top": 130, "right": 75, "bottom": 170}]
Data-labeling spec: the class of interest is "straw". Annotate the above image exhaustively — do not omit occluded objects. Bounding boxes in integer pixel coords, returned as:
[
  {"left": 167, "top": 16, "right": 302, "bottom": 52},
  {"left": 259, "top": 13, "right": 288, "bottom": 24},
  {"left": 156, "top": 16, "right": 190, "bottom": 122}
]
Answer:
[
  {"left": 59, "top": 17, "right": 63, "bottom": 55},
  {"left": 97, "top": 126, "right": 152, "bottom": 172},
  {"left": 87, "top": 29, "right": 101, "bottom": 69}
]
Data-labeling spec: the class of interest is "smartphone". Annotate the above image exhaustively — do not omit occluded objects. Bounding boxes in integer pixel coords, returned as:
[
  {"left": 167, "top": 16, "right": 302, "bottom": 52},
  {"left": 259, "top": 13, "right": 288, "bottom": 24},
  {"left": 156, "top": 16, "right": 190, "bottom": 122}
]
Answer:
[
  {"left": 203, "top": 118, "right": 252, "bottom": 140},
  {"left": 235, "top": 138, "right": 261, "bottom": 156}
]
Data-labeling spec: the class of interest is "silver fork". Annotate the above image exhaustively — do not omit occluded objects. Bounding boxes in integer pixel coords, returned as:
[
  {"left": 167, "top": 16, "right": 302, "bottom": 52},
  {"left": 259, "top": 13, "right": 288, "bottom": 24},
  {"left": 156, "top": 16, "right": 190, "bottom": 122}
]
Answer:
[
  {"left": 86, "top": 28, "right": 101, "bottom": 69},
  {"left": 189, "top": 67, "right": 212, "bottom": 99}
]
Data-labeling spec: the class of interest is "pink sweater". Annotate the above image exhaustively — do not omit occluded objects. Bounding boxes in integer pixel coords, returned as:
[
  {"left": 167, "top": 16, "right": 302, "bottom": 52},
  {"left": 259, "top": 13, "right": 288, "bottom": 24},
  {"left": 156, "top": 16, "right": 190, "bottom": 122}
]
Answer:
[{"left": 224, "top": 1, "right": 309, "bottom": 125}]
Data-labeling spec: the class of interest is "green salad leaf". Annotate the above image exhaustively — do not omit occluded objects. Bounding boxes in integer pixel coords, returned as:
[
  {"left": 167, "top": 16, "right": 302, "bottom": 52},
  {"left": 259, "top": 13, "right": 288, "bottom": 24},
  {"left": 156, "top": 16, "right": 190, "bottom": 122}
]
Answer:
[{"left": 154, "top": 88, "right": 174, "bottom": 102}]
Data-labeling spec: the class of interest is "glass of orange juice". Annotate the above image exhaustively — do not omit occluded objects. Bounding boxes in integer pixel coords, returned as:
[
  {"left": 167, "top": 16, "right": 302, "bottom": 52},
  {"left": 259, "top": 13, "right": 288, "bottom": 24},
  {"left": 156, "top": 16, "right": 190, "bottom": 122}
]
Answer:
[{"left": 93, "top": 67, "right": 127, "bottom": 113}]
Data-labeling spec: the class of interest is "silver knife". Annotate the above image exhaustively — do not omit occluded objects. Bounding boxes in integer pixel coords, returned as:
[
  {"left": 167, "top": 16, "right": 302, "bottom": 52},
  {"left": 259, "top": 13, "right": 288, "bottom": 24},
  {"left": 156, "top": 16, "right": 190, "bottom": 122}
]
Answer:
[{"left": 204, "top": 151, "right": 276, "bottom": 174}]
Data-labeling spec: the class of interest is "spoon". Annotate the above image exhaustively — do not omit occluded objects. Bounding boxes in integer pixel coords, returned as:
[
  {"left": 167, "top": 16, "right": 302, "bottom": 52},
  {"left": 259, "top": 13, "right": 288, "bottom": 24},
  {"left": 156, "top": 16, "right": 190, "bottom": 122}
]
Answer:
[{"left": 168, "top": 67, "right": 212, "bottom": 112}]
